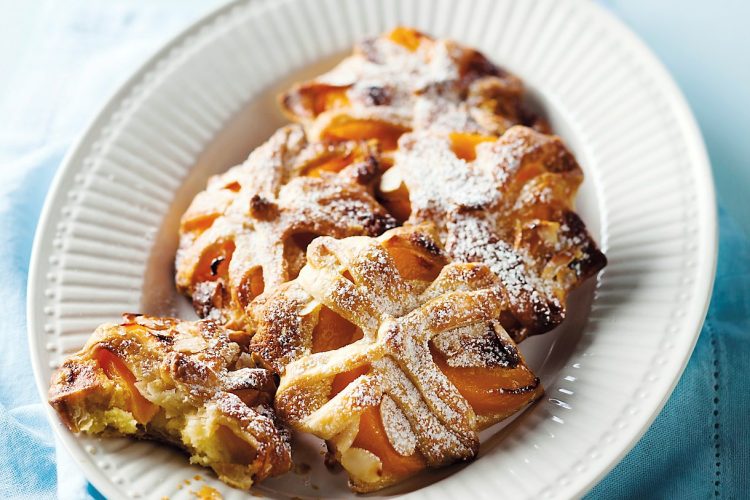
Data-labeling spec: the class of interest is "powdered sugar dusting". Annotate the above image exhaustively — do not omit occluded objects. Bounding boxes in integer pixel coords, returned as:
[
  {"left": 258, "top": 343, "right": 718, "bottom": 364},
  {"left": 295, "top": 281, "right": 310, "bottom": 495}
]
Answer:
[
  {"left": 283, "top": 29, "right": 549, "bottom": 138},
  {"left": 395, "top": 133, "right": 500, "bottom": 221},
  {"left": 385, "top": 125, "right": 609, "bottom": 340},
  {"left": 176, "top": 124, "right": 395, "bottom": 330},
  {"left": 432, "top": 321, "right": 520, "bottom": 369},
  {"left": 379, "top": 395, "right": 417, "bottom": 456},
  {"left": 375, "top": 356, "right": 471, "bottom": 464},
  {"left": 446, "top": 213, "right": 558, "bottom": 319}
]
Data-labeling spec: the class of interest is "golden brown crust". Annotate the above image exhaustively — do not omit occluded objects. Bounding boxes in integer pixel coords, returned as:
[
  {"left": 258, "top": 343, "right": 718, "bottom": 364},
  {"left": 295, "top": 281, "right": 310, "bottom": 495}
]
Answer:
[
  {"left": 382, "top": 126, "right": 607, "bottom": 340},
  {"left": 276, "top": 28, "right": 604, "bottom": 341},
  {"left": 64, "top": 27, "right": 610, "bottom": 496},
  {"left": 48, "top": 314, "right": 292, "bottom": 490},
  {"left": 256, "top": 227, "right": 542, "bottom": 492},
  {"left": 249, "top": 225, "right": 449, "bottom": 374},
  {"left": 175, "top": 125, "right": 396, "bottom": 329},
  {"left": 280, "top": 27, "right": 548, "bottom": 146}
]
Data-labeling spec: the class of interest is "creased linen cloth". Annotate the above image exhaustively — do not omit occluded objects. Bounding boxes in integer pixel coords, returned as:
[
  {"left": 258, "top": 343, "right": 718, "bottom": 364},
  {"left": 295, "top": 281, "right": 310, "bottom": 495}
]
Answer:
[{"left": 0, "top": 3, "right": 747, "bottom": 499}]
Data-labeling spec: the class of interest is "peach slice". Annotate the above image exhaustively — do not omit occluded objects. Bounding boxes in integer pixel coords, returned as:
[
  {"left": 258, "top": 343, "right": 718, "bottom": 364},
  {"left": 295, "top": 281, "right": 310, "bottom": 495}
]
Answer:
[
  {"left": 387, "top": 27, "right": 428, "bottom": 52},
  {"left": 384, "top": 236, "right": 444, "bottom": 282},
  {"left": 95, "top": 348, "right": 158, "bottom": 425},
  {"left": 314, "top": 88, "right": 350, "bottom": 116},
  {"left": 330, "top": 364, "right": 371, "bottom": 398},
  {"left": 312, "top": 307, "right": 364, "bottom": 353},
  {"left": 287, "top": 85, "right": 350, "bottom": 118},
  {"left": 301, "top": 152, "right": 355, "bottom": 178},
  {"left": 322, "top": 120, "right": 408, "bottom": 151},
  {"left": 431, "top": 345, "right": 540, "bottom": 417},
  {"left": 330, "top": 364, "right": 425, "bottom": 479},
  {"left": 237, "top": 267, "right": 264, "bottom": 308},
  {"left": 193, "top": 240, "right": 235, "bottom": 285},
  {"left": 449, "top": 132, "right": 495, "bottom": 162},
  {"left": 350, "top": 406, "right": 426, "bottom": 478},
  {"left": 181, "top": 213, "right": 220, "bottom": 234}
]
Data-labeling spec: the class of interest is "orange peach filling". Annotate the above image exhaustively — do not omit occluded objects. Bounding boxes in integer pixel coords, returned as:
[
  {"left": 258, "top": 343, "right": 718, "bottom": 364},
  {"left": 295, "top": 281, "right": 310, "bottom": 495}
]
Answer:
[
  {"left": 312, "top": 307, "right": 364, "bottom": 353},
  {"left": 181, "top": 213, "right": 219, "bottom": 234},
  {"left": 330, "top": 364, "right": 371, "bottom": 398},
  {"left": 314, "top": 87, "right": 350, "bottom": 115},
  {"left": 376, "top": 185, "right": 411, "bottom": 225},
  {"left": 449, "top": 132, "right": 496, "bottom": 161},
  {"left": 330, "top": 365, "right": 425, "bottom": 478},
  {"left": 237, "top": 267, "right": 265, "bottom": 308},
  {"left": 385, "top": 241, "right": 443, "bottom": 282},
  {"left": 95, "top": 348, "right": 158, "bottom": 425},
  {"left": 290, "top": 85, "right": 350, "bottom": 118},
  {"left": 387, "top": 27, "right": 427, "bottom": 52},
  {"left": 351, "top": 406, "right": 425, "bottom": 478},
  {"left": 301, "top": 152, "right": 354, "bottom": 177},
  {"left": 215, "top": 425, "right": 257, "bottom": 464},
  {"left": 193, "top": 241, "right": 235, "bottom": 285},
  {"left": 431, "top": 345, "right": 540, "bottom": 416},
  {"left": 322, "top": 120, "right": 408, "bottom": 151},
  {"left": 223, "top": 181, "right": 241, "bottom": 192}
]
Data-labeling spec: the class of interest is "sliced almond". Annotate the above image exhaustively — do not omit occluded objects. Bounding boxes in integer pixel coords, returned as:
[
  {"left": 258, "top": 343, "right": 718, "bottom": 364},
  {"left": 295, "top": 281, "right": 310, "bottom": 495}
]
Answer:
[
  {"left": 378, "top": 166, "right": 405, "bottom": 196},
  {"left": 173, "top": 335, "right": 208, "bottom": 354},
  {"left": 341, "top": 447, "right": 382, "bottom": 484},
  {"left": 380, "top": 395, "right": 417, "bottom": 456}
]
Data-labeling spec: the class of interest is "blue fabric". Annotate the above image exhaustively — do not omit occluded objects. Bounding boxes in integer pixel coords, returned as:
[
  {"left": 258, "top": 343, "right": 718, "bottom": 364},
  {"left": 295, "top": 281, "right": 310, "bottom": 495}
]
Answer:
[
  {"left": 0, "top": 2, "right": 747, "bottom": 499},
  {"left": 0, "top": 151, "right": 60, "bottom": 500},
  {"left": 586, "top": 210, "right": 750, "bottom": 499},
  {"left": 0, "top": 3, "right": 222, "bottom": 498}
]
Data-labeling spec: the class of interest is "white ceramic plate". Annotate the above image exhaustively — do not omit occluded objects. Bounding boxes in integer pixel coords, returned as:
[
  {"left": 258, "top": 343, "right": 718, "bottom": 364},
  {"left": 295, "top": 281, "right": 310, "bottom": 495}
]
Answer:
[{"left": 28, "top": 0, "right": 717, "bottom": 498}]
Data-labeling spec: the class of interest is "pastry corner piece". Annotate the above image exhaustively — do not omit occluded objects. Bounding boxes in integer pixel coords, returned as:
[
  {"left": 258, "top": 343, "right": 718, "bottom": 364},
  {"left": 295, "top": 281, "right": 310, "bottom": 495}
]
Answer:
[
  {"left": 381, "top": 126, "right": 607, "bottom": 341},
  {"left": 175, "top": 123, "right": 395, "bottom": 330},
  {"left": 48, "top": 314, "right": 292, "bottom": 490},
  {"left": 279, "top": 26, "right": 549, "bottom": 147},
  {"left": 261, "top": 226, "right": 543, "bottom": 492}
]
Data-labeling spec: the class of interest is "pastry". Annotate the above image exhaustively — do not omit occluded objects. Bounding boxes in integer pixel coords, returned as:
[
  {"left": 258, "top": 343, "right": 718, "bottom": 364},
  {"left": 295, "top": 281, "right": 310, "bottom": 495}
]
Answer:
[
  {"left": 176, "top": 124, "right": 396, "bottom": 329},
  {"left": 280, "top": 27, "right": 548, "bottom": 157},
  {"left": 378, "top": 126, "right": 607, "bottom": 341},
  {"left": 48, "top": 314, "right": 292, "bottom": 490},
  {"left": 258, "top": 226, "right": 542, "bottom": 491},
  {"left": 249, "top": 225, "right": 448, "bottom": 373},
  {"left": 49, "top": 26, "right": 608, "bottom": 497}
]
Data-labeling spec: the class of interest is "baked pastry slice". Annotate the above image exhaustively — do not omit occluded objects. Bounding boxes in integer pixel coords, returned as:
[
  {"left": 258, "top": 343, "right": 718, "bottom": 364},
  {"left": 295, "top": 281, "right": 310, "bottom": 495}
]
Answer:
[
  {"left": 249, "top": 225, "right": 448, "bottom": 373},
  {"left": 254, "top": 226, "right": 542, "bottom": 492},
  {"left": 176, "top": 124, "right": 396, "bottom": 329},
  {"left": 378, "top": 126, "right": 607, "bottom": 341},
  {"left": 280, "top": 27, "right": 548, "bottom": 156},
  {"left": 48, "top": 314, "right": 292, "bottom": 490}
]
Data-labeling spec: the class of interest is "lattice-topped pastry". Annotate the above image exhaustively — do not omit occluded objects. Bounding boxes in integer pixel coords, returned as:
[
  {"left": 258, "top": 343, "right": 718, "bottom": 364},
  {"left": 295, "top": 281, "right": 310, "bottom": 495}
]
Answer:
[
  {"left": 48, "top": 314, "right": 292, "bottom": 490},
  {"left": 176, "top": 124, "right": 396, "bottom": 329},
  {"left": 378, "top": 126, "right": 607, "bottom": 341},
  {"left": 259, "top": 226, "right": 542, "bottom": 492},
  {"left": 280, "top": 27, "right": 548, "bottom": 155},
  {"left": 249, "top": 225, "right": 447, "bottom": 373}
]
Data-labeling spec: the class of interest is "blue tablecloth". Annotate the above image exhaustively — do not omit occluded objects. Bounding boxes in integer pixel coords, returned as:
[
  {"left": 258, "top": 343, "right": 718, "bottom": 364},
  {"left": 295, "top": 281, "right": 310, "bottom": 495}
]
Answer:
[{"left": 1, "top": 2, "right": 747, "bottom": 498}]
